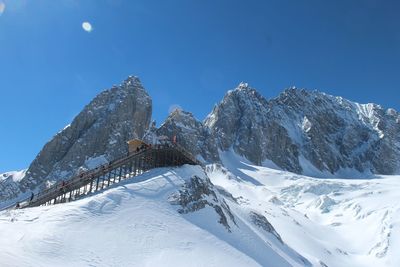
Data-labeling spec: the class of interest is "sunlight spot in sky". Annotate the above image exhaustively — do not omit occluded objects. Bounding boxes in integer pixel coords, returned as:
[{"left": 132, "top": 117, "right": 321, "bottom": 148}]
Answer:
[
  {"left": 0, "top": 2, "right": 6, "bottom": 15},
  {"left": 168, "top": 104, "right": 182, "bottom": 114},
  {"left": 82, "top": 22, "right": 93, "bottom": 32}
]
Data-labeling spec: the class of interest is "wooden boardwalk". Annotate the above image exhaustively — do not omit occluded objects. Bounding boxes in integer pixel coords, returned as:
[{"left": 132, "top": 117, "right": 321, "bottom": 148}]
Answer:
[{"left": 15, "top": 144, "right": 200, "bottom": 209}]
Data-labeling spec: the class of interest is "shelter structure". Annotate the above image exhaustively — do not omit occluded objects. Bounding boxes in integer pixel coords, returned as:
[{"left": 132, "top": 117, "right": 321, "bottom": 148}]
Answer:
[{"left": 127, "top": 139, "right": 148, "bottom": 153}]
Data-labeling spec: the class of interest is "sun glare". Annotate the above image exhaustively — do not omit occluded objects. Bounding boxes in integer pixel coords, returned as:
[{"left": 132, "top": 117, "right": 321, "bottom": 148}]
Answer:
[{"left": 82, "top": 21, "right": 93, "bottom": 32}]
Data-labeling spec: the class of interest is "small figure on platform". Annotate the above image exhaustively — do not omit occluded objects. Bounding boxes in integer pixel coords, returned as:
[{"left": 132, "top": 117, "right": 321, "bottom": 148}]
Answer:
[
  {"left": 60, "top": 180, "right": 66, "bottom": 193},
  {"left": 30, "top": 192, "right": 34, "bottom": 202},
  {"left": 15, "top": 202, "right": 20, "bottom": 209}
]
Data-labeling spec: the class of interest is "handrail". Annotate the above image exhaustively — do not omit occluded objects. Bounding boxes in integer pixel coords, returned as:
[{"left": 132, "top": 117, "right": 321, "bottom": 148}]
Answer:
[
  {"left": 1, "top": 142, "right": 200, "bottom": 211},
  {"left": 31, "top": 148, "right": 154, "bottom": 205}
]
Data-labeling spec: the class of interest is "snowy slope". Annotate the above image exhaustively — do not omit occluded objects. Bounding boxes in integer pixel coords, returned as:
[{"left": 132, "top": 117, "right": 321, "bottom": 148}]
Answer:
[
  {"left": 0, "top": 165, "right": 308, "bottom": 267},
  {"left": 207, "top": 151, "right": 400, "bottom": 267},
  {"left": 2, "top": 156, "right": 400, "bottom": 266}
]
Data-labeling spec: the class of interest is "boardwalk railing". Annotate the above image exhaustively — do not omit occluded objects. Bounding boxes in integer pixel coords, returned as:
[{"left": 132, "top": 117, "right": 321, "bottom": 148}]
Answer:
[{"left": 9, "top": 143, "right": 201, "bottom": 209}]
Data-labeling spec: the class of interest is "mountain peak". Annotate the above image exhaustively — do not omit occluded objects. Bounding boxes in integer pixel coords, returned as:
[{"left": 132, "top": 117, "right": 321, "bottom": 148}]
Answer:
[
  {"left": 121, "top": 75, "right": 143, "bottom": 89},
  {"left": 230, "top": 82, "right": 256, "bottom": 94},
  {"left": 2, "top": 76, "right": 153, "bottom": 205},
  {"left": 237, "top": 82, "right": 250, "bottom": 89},
  {"left": 165, "top": 109, "right": 201, "bottom": 128},
  {"left": 221, "top": 83, "right": 267, "bottom": 107},
  {"left": 174, "top": 109, "right": 191, "bottom": 117}
]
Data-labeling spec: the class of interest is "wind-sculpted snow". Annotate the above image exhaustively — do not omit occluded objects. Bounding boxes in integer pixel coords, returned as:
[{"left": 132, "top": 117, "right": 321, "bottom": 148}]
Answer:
[{"left": 0, "top": 165, "right": 306, "bottom": 267}]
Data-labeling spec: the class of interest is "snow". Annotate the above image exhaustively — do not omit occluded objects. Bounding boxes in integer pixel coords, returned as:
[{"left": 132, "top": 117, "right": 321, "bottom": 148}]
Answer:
[
  {"left": 2, "top": 149, "right": 400, "bottom": 266},
  {"left": 0, "top": 165, "right": 303, "bottom": 267},
  {"left": 0, "top": 170, "right": 26, "bottom": 183},
  {"left": 57, "top": 124, "right": 71, "bottom": 134},
  {"left": 301, "top": 116, "right": 312, "bottom": 133},
  {"left": 238, "top": 82, "right": 249, "bottom": 89},
  {"left": 84, "top": 155, "right": 108, "bottom": 169},
  {"left": 355, "top": 103, "right": 385, "bottom": 138},
  {"left": 298, "top": 155, "right": 372, "bottom": 179},
  {"left": 209, "top": 150, "right": 400, "bottom": 267}
]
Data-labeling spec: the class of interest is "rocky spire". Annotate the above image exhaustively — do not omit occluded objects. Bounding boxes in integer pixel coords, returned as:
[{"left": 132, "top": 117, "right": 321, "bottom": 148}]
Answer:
[{"left": 0, "top": 75, "right": 153, "bottom": 204}]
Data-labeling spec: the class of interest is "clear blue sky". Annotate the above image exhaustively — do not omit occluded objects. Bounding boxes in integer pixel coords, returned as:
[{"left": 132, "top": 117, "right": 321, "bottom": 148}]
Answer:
[{"left": 0, "top": 0, "right": 399, "bottom": 173}]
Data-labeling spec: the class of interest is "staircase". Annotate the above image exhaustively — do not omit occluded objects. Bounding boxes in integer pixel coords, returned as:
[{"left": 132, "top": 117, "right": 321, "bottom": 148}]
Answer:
[{"left": 11, "top": 144, "right": 200, "bottom": 209}]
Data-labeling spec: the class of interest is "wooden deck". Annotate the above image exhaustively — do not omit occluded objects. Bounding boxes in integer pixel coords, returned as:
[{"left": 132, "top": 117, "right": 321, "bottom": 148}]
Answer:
[{"left": 14, "top": 144, "right": 200, "bottom": 209}]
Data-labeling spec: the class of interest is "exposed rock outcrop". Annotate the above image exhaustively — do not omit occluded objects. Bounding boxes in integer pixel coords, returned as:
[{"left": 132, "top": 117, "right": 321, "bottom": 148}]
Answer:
[
  {"left": 155, "top": 109, "right": 219, "bottom": 162},
  {"left": 169, "top": 174, "right": 236, "bottom": 231},
  {"left": 0, "top": 76, "right": 152, "bottom": 204},
  {"left": 163, "top": 83, "right": 400, "bottom": 176}
]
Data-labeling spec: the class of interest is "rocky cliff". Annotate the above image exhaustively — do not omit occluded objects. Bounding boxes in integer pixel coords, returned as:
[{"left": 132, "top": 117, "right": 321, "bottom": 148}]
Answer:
[
  {"left": 155, "top": 109, "right": 219, "bottom": 162},
  {"left": 165, "top": 83, "right": 400, "bottom": 176},
  {"left": 0, "top": 76, "right": 152, "bottom": 204}
]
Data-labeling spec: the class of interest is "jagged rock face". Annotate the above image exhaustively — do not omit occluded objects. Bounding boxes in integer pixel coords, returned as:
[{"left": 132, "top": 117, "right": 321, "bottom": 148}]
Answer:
[
  {"left": 204, "top": 83, "right": 301, "bottom": 171},
  {"left": 249, "top": 211, "right": 283, "bottom": 243},
  {"left": 268, "top": 89, "right": 400, "bottom": 174},
  {"left": 156, "top": 109, "right": 219, "bottom": 162},
  {"left": 204, "top": 85, "right": 400, "bottom": 175},
  {"left": 1, "top": 76, "right": 152, "bottom": 203},
  {"left": 363, "top": 107, "right": 400, "bottom": 174},
  {"left": 152, "top": 83, "right": 400, "bottom": 175},
  {"left": 205, "top": 84, "right": 269, "bottom": 165},
  {"left": 169, "top": 175, "right": 236, "bottom": 231}
]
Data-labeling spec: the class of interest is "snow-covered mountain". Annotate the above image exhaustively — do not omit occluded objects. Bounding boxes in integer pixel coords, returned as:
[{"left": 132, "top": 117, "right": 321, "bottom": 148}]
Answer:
[
  {"left": 1, "top": 75, "right": 400, "bottom": 266},
  {"left": 166, "top": 83, "right": 400, "bottom": 177},
  {"left": 0, "top": 76, "right": 152, "bottom": 207},
  {"left": 3, "top": 76, "right": 400, "bottom": 207}
]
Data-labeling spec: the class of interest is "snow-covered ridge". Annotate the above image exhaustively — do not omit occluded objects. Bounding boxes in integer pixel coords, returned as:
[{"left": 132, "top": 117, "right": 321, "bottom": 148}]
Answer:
[{"left": 0, "top": 165, "right": 309, "bottom": 267}]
